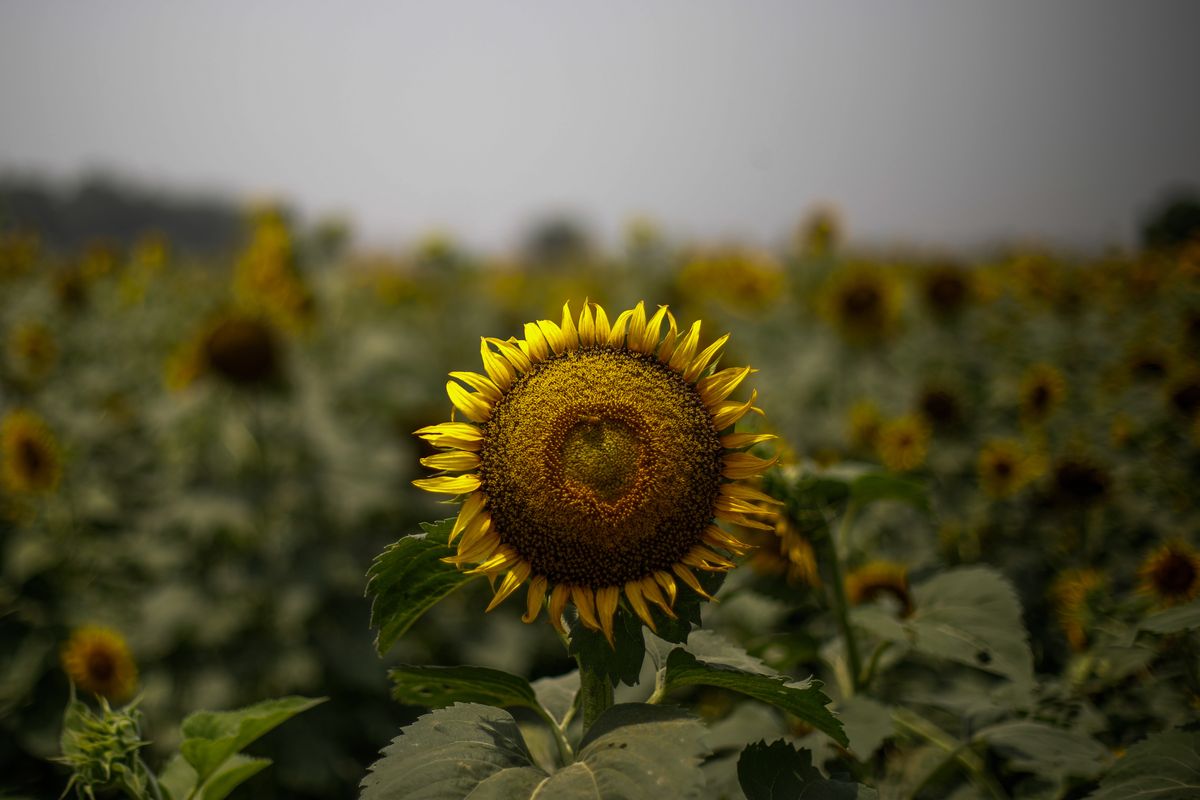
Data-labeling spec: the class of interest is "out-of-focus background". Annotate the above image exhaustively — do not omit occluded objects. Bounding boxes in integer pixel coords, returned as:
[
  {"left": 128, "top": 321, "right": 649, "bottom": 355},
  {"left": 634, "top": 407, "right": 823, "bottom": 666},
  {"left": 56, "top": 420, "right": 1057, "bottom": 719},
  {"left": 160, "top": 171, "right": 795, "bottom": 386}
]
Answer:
[{"left": 3, "top": 2, "right": 1200, "bottom": 798}]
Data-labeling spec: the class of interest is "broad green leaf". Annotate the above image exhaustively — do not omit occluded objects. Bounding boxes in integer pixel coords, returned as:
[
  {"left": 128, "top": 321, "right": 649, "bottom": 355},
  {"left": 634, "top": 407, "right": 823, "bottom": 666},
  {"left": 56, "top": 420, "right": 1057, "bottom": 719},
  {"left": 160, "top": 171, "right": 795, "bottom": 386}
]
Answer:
[
  {"left": 974, "top": 720, "right": 1110, "bottom": 780},
  {"left": 663, "top": 649, "right": 847, "bottom": 746},
  {"left": 1140, "top": 597, "right": 1200, "bottom": 635},
  {"left": 359, "top": 703, "right": 543, "bottom": 800},
  {"left": 199, "top": 754, "right": 272, "bottom": 800},
  {"left": 849, "top": 472, "right": 929, "bottom": 511},
  {"left": 366, "top": 518, "right": 485, "bottom": 656},
  {"left": 854, "top": 566, "right": 1033, "bottom": 685},
  {"left": 388, "top": 665, "right": 545, "bottom": 720},
  {"left": 157, "top": 754, "right": 197, "bottom": 800},
  {"left": 738, "top": 739, "right": 877, "bottom": 800},
  {"left": 180, "top": 696, "right": 325, "bottom": 783},
  {"left": 1088, "top": 730, "right": 1200, "bottom": 800},
  {"left": 531, "top": 670, "right": 580, "bottom": 726},
  {"left": 569, "top": 607, "right": 646, "bottom": 688},
  {"left": 836, "top": 695, "right": 895, "bottom": 759}
]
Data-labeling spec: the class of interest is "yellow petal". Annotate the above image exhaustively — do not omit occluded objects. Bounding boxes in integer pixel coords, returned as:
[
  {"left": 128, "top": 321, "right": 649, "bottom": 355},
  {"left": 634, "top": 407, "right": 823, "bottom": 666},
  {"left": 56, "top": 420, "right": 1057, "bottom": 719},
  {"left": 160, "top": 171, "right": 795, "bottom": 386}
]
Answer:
[
  {"left": 657, "top": 311, "right": 679, "bottom": 363},
  {"left": 606, "top": 308, "right": 632, "bottom": 348},
  {"left": 654, "top": 571, "right": 677, "bottom": 606},
  {"left": 442, "top": 528, "right": 500, "bottom": 565},
  {"left": 669, "top": 321, "right": 701, "bottom": 372},
  {"left": 711, "top": 389, "right": 759, "bottom": 430},
  {"left": 624, "top": 580, "right": 656, "bottom": 631},
  {"left": 703, "top": 524, "right": 751, "bottom": 556},
  {"left": 685, "top": 333, "right": 730, "bottom": 382},
  {"left": 595, "top": 586, "right": 620, "bottom": 646},
  {"left": 447, "top": 381, "right": 492, "bottom": 423},
  {"left": 721, "top": 483, "right": 785, "bottom": 506},
  {"left": 722, "top": 452, "right": 779, "bottom": 479},
  {"left": 683, "top": 545, "right": 735, "bottom": 570},
  {"left": 698, "top": 366, "right": 753, "bottom": 407},
  {"left": 592, "top": 304, "right": 612, "bottom": 344},
  {"left": 419, "top": 451, "right": 480, "bottom": 472},
  {"left": 572, "top": 586, "right": 601, "bottom": 631},
  {"left": 625, "top": 302, "right": 647, "bottom": 350},
  {"left": 414, "top": 422, "right": 484, "bottom": 451},
  {"left": 673, "top": 563, "right": 715, "bottom": 600},
  {"left": 538, "top": 319, "right": 566, "bottom": 355},
  {"left": 720, "top": 432, "right": 778, "bottom": 449},
  {"left": 640, "top": 575, "right": 675, "bottom": 617},
  {"left": 548, "top": 584, "right": 571, "bottom": 633},
  {"left": 480, "top": 338, "right": 514, "bottom": 390},
  {"left": 639, "top": 305, "right": 668, "bottom": 354},
  {"left": 486, "top": 562, "right": 532, "bottom": 612},
  {"left": 456, "top": 513, "right": 493, "bottom": 553},
  {"left": 468, "top": 545, "right": 519, "bottom": 575},
  {"left": 578, "top": 302, "right": 596, "bottom": 346},
  {"left": 523, "top": 575, "right": 548, "bottom": 623},
  {"left": 413, "top": 474, "right": 481, "bottom": 495},
  {"left": 449, "top": 371, "right": 502, "bottom": 403},
  {"left": 450, "top": 492, "right": 487, "bottom": 543},
  {"left": 523, "top": 322, "right": 549, "bottom": 361},
  {"left": 487, "top": 338, "right": 532, "bottom": 373},
  {"left": 560, "top": 302, "right": 579, "bottom": 350},
  {"left": 714, "top": 507, "right": 776, "bottom": 530}
]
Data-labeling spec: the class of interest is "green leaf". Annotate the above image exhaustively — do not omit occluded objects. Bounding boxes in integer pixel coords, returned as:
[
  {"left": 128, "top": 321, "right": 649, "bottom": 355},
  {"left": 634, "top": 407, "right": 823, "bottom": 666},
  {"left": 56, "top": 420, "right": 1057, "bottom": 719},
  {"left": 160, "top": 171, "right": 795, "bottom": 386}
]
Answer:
[
  {"left": 366, "top": 518, "right": 485, "bottom": 656},
  {"left": 738, "top": 740, "right": 877, "bottom": 800},
  {"left": 179, "top": 696, "right": 325, "bottom": 784},
  {"left": 854, "top": 566, "right": 1033, "bottom": 685},
  {"left": 974, "top": 721, "right": 1110, "bottom": 780},
  {"left": 1087, "top": 730, "right": 1200, "bottom": 800},
  {"left": 663, "top": 648, "right": 847, "bottom": 746},
  {"left": 388, "top": 665, "right": 546, "bottom": 720},
  {"left": 359, "top": 703, "right": 544, "bottom": 800},
  {"left": 198, "top": 754, "right": 273, "bottom": 800},
  {"left": 531, "top": 671, "right": 580, "bottom": 726},
  {"left": 569, "top": 607, "right": 646, "bottom": 688},
  {"left": 849, "top": 472, "right": 929, "bottom": 511},
  {"left": 1140, "top": 597, "right": 1200, "bottom": 634},
  {"left": 157, "top": 754, "right": 197, "bottom": 800},
  {"left": 836, "top": 695, "right": 895, "bottom": 759}
]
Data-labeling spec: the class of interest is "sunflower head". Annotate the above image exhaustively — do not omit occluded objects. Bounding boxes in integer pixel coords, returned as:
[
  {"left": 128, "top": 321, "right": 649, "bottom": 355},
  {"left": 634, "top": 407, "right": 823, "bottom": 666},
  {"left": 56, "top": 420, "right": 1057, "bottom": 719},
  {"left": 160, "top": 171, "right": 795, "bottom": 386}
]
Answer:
[
  {"left": 820, "top": 265, "right": 903, "bottom": 346},
  {"left": 678, "top": 247, "right": 785, "bottom": 313},
  {"left": 749, "top": 515, "right": 821, "bottom": 588},
  {"left": 1050, "top": 568, "right": 1107, "bottom": 651},
  {"left": 916, "top": 384, "right": 965, "bottom": 433},
  {"left": 875, "top": 415, "right": 931, "bottom": 473},
  {"left": 1050, "top": 456, "right": 1111, "bottom": 508},
  {"left": 0, "top": 228, "right": 39, "bottom": 280},
  {"left": 1019, "top": 363, "right": 1067, "bottom": 425},
  {"left": 413, "top": 301, "right": 778, "bottom": 645},
  {"left": 919, "top": 262, "right": 973, "bottom": 320},
  {"left": 1, "top": 409, "right": 62, "bottom": 495},
  {"left": 977, "top": 438, "right": 1043, "bottom": 499},
  {"left": 168, "top": 313, "right": 283, "bottom": 391},
  {"left": 233, "top": 208, "right": 316, "bottom": 333},
  {"left": 1139, "top": 540, "right": 1200, "bottom": 607},
  {"left": 6, "top": 321, "right": 58, "bottom": 383},
  {"left": 61, "top": 626, "right": 138, "bottom": 701},
  {"left": 1123, "top": 344, "right": 1170, "bottom": 382},
  {"left": 1167, "top": 370, "right": 1200, "bottom": 420},
  {"left": 845, "top": 561, "right": 913, "bottom": 617}
]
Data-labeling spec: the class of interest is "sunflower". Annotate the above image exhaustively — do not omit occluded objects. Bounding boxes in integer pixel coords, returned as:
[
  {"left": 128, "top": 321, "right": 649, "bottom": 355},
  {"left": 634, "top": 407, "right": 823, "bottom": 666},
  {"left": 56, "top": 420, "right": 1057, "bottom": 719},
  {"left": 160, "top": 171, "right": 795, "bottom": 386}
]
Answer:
[
  {"left": 233, "top": 207, "right": 316, "bottom": 334},
  {"left": 1050, "top": 456, "right": 1110, "bottom": 509},
  {"left": 977, "top": 438, "right": 1043, "bottom": 499},
  {"left": 6, "top": 321, "right": 58, "bottom": 383},
  {"left": 1019, "top": 363, "right": 1067, "bottom": 425},
  {"left": 1, "top": 409, "right": 62, "bottom": 495},
  {"left": 918, "top": 262, "right": 973, "bottom": 320},
  {"left": 915, "top": 384, "right": 964, "bottom": 433},
  {"left": 820, "top": 265, "right": 903, "bottom": 346},
  {"left": 677, "top": 247, "right": 785, "bottom": 313},
  {"left": 413, "top": 301, "right": 778, "bottom": 644},
  {"left": 1166, "top": 370, "right": 1200, "bottom": 420},
  {"left": 167, "top": 312, "right": 282, "bottom": 391},
  {"left": 0, "top": 228, "right": 39, "bottom": 280},
  {"left": 875, "top": 415, "right": 930, "bottom": 473},
  {"left": 846, "top": 400, "right": 883, "bottom": 452},
  {"left": 795, "top": 205, "right": 842, "bottom": 257},
  {"left": 1050, "top": 568, "right": 1107, "bottom": 651},
  {"left": 845, "top": 561, "right": 913, "bottom": 617},
  {"left": 1138, "top": 540, "right": 1200, "bottom": 607},
  {"left": 61, "top": 626, "right": 138, "bottom": 701},
  {"left": 749, "top": 515, "right": 821, "bottom": 588}
]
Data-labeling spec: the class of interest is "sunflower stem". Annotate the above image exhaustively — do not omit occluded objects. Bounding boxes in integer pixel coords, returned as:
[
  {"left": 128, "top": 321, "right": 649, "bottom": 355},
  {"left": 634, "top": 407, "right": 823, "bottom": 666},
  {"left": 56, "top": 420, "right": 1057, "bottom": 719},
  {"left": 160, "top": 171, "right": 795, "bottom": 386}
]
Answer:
[
  {"left": 823, "top": 503, "right": 864, "bottom": 695},
  {"left": 575, "top": 655, "right": 613, "bottom": 733}
]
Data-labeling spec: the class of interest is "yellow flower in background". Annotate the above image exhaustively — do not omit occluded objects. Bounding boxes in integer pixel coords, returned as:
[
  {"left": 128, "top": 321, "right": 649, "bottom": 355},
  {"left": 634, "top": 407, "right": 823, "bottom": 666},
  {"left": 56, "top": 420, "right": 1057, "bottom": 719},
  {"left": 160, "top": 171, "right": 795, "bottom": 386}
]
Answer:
[
  {"left": 915, "top": 384, "right": 965, "bottom": 433},
  {"left": 1166, "top": 369, "right": 1200, "bottom": 421},
  {"left": 677, "top": 247, "right": 785, "bottom": 313},
  {"left": 977, "top": 438, "right": 1044, "bottom": 499},
  {"left": 845, "top": 561, "right": 913, "bottom": 617},
  {"left": 1050, "top": 456, "right": 1111, "bottom": 509},
  {"left": 60, "top": 626, "right": 138, "bottom": 701},
  {"left": 795, "top": 205, "right": 842, "bottom": 257},
  {"left": 167, "top": 312, "right": 282, "bottom": 391},
  {"left": 413, "top": 301, "right": 779, "bottom": 644},
  {"left": 750, "top": 515, "right": 821, "bottom": 588},
  {"left": 875, "top": 415, "right": 930, "bottom": 473},
  {"left": 1019, "top": 363, "right": 1067, "bottom": 425},
  {"left": 233, "top": 207, "right": 315, "bottom": 334},
  {"left": 1138, "top": 540, "right": 1200, "bottom": 607},
  {"left": 1, "top": 409, "right": 62, "bottom": 495},
  {"left": 6, "top": 321, "right": 58, "bottom": 383},
  {"left": 917, "top": 262, "right": 974, "bottom": 320},
  {"left": 847, "top": 399, "right": 883, "bottom": 452},
  {"left": 0, "top": 229, "right": 39, "bottom": 279},
  {"left": 820, "top": 264, "right": 903, "bottom": 345},
  {"left": 1051, "top": 568, "right": 1107, "bottom": 652}
]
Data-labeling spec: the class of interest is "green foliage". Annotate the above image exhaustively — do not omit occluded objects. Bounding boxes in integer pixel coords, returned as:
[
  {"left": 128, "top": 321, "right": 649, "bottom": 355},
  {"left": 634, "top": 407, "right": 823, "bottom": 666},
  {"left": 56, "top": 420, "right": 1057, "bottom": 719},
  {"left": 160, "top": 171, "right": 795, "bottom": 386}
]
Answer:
[
  {"left": 737, "top": 740, "right": 877, "bottom": 800},
  {"left": 388, "top": 665, "right": 548, "bottom": 722},
  {"left": 1087, "top": 729, "right": 1200, "bottom": 800},
  {"left": 1140, "top": 597, "right": 1200, "bottom": 635},
  {"left": 568, "top": 608, "right": 647, "bottom": 688},
  {"left": 366, "top": 518, "right": 485, "bottom": 656}
]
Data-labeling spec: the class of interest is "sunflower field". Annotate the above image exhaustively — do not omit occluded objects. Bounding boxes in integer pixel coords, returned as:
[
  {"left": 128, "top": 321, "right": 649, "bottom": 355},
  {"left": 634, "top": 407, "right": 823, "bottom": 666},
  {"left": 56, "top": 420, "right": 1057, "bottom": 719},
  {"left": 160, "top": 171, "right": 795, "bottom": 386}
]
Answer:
[{"left": 2, "top": 204, "right": 1199, "bottom": 800}]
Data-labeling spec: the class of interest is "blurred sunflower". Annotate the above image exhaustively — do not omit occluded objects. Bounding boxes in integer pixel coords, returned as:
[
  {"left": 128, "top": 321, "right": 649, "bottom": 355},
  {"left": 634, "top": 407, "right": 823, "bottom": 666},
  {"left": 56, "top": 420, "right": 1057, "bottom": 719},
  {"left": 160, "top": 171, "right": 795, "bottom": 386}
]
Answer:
[
  {"left": 677, "top": 247, "right": 785, "bottom": 313},
  {"left": 795, "top": 205, "right": 842, "bottom": 257},
  {"left": 413, "top": 301, "right": 779, "bottom": 644},
  {"left": 749, "top": 515, "right": 821, "bottom": 588},
  {"left": 60, "top": 626, "right": 138, "bottom": 701},
  {"left": 845, "top": 561, "right": 913, "bottom": 617},
  {"left": 233, "top": 207, "right": 316, "bottom": 333},
  {"left": 1166, "top": 370, "right": 1200, "bottom": 421},
  {"left": 1138, "top": 540, "right": 1200, "bottom": 607},
  {"left": 0, "top": 228, "right": 39, "bottom": 279},
  {"left": 167, "top": 313, "right": 283, "bottom": 391},
  {"left": 1050, "top": 456, "right": 1111, "bottom": 509},
  {"left": 977, "top": 438, "right": 1043, "bottom": 499},
  {"left": 915, "top": 384, "right": 965, "bottom": 433},
  {"left": 875, "top": 415, "right": 930, "bottom": 473},
  {"left": 820, "top": 265, "right": 903, "bottom": 346},
  {"left": 847, "top": 399, "right": 883, "bottom": 452},
  {"left": 1122, "top": 343, "right": 1170, "bottom": 383},
  {"left": 6, "top": 321, "right": 58, "bottom": 383},
  {"left": 1019, "top": 363, "right": 1067, "bottom": 425},
  {"left": 1, "top": 409, "right": 62, "bottom": 494},
  {"left": 918, "top": 262, "right": 973, "bottom": 320},
  {"left": 1050, "top": 568, "right": 1107, "bottom": 651}
]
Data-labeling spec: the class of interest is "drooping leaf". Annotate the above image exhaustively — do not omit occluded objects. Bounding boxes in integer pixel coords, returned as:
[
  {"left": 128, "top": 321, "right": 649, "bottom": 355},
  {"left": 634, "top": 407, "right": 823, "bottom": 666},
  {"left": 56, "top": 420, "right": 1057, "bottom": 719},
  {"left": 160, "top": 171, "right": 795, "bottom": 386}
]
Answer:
[
  {"left": 531, "top": 670, "right": 580, "bottom": 726},
  {"left": 198, "top": 754, "right": 273, "bottom": 800},
  {"left": 1087, "top": 729, "right": 1200, "bottom": 800},
  {"left": 366, "top": 518, "right": 485, "bottom": 656},
  {"left": 359, "top": 703, "right": 544, "bottom": 800},
  {"left": 737, "top": 739, "right": 877, "bottom": 800},
  {"left": 179, "top": 696, "right": 325, "bottom": 784},
  {"left": 1139, "top": 597, "right": 1200, "bottom": 635},
  {"left": 569, "top": 607, "right": 646, "bottom": 688},
  {"left": 974, "top": 720, "right": 1110, "bottom": 781},
  {"left": 849, "top": 472, "right": 929, "bottom": 511},
  {"left": 388, "top": 665, "right": 544, "bottom": 719},
  {"left": 663, "top": 648, "right": 847, "bottom": 746}
]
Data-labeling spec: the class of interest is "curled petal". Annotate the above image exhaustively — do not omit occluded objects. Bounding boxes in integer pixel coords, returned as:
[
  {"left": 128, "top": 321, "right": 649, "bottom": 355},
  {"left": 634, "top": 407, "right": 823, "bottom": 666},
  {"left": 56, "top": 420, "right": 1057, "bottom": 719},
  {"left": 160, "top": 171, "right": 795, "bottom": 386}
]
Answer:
[
  {"left": 722, "top": 452, "right": 779, "bottom": 479},
  {"left": 720, "top": 432, "right": 778, "bottom": 450},
  {"left": 711, "top": 389, "right": 760, "bottom": 430},
  {"left": 657, "top": 311, "right": 679, "bottom": 363},
  {"left": 654, "top": 570, "right": 677, "bottom": 606},
  {"left": 698, "top": 366, "right": 753, "bottom": 407},
  {"left": 703, "top": 524, "right": 751, "bottom": 556},
  {"left": 447, "top": 381, "right": 492, "bottom": 423},
  {"left": 668, "top": 321, "right": 701, "bottom": 373},
  {"left": 638, "top": 305, "right": 668, "bottom": 354},
  {"left": 606, "top": 308, "right": 632, "bottom": 348},
  {"left": 548, "top": 584, "right": 571, "bottom": 633},
  {"left": 523, "top": 575, "right": 548, "bottom": 623},
  {"left": 624, "top": 580, "right": 656, "bottom": 631},
  {"left": 640, "top": 576, "right": 675, "bottom": 617},
  {"left": 572, "top": 586, "right": 600, "bottom": 631},
  {"left": 449, "top": 371, "right": 501, "bottom": 403},
  {"left": 683, "top": 545, "right": 735, "bottom": 570},
  {"left": 487, "top": 338, "right": 533, "bottom": 373},
  {"left": 595, "top": 586, "right": 620, "bottom": 646},
  {"left": 672, "top": 564, "right": 714, "bottom": 600},
  {"left": 685, "top": 333, "right": 730, "bottom": 382},
  {"left": 468, "top": 546, "right": 520, "bottom": 576},
  {"left": 486, "top": 562, "right": 532, "bottom": 612},
  {"left": 412, "top": 474, "right": 481, "bottom": 495},
  {"left": 480, "top": 338, "right": 514, "bottom": 390},
  {"left": 721, "top": 483, "right": 785, "bottom": 506},
  {"left": 449, "top": 491, "right": 487, "bottom": 543}
]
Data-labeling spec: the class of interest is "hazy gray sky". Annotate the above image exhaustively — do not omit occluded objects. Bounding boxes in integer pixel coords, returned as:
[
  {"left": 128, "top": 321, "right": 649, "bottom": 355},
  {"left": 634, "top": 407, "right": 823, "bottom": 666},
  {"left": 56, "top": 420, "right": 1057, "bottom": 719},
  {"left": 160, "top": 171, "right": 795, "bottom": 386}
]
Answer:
[{"left": 2, "top": 1, "right": 1198, "bottom": 251}]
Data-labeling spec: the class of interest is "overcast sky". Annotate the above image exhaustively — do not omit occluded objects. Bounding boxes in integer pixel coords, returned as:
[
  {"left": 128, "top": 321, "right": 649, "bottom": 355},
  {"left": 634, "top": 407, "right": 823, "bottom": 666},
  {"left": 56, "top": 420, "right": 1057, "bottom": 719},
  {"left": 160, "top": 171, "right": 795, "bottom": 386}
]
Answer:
[{"left": 2, "top": 1, "right": 1198, "bottom": 251}]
